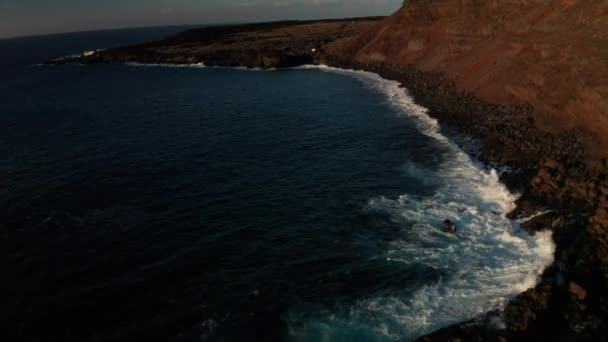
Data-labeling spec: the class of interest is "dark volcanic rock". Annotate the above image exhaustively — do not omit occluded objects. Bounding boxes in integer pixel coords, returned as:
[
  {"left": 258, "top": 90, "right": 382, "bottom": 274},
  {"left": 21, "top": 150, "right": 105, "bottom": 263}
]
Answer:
[
  {"left": 443, "top": 219, "right": 456, "bottom": 233},
  {"left": 49, "top": 18, "right": 383, "bottom": 69}
]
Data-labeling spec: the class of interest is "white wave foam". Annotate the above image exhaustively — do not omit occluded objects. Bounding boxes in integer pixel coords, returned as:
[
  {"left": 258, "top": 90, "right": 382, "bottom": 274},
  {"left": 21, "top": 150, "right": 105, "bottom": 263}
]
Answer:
[
  {"left": 286, "top": 65, "right": 555, "bottom": 341},
  {"left": 125, "top": 62, "right": 207, "bottom": 68},
  {"left": 105, "top": 61, "right": 553, "bottom": 340},
  {"left": 124, "top": 62, "right": 277, "bottom": 72}
]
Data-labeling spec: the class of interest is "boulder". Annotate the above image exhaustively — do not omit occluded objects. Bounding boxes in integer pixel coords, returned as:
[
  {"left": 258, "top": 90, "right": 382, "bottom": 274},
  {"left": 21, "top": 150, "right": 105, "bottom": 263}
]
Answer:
[
  {"left": 443, "top": 219, "right": 456, "bottom": 233},
  {"left": 569, "top": 282, "right": 587, "bottom": 301}
]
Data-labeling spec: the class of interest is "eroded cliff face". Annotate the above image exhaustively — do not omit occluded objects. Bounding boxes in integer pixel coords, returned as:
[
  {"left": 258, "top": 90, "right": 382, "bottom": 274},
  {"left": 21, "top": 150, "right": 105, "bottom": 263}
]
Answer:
[
  {"left": 323, "top": 1, "right": 608, "bottom": 339},
  {"left": 327, "top": 0, "right": 608, "bottom": 158}
]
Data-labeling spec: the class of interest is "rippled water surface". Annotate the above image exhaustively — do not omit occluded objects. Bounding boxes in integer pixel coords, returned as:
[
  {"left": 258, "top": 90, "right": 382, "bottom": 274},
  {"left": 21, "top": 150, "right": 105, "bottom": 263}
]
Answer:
[{"left": 1, "top": 30, "right": 553, "bottom": 341}]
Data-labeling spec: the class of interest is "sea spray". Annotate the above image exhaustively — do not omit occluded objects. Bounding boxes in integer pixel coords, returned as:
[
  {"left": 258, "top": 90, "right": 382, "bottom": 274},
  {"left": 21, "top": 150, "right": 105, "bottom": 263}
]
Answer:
[{"left": 286, "top": 65, "right": 555, "bottom": 341}]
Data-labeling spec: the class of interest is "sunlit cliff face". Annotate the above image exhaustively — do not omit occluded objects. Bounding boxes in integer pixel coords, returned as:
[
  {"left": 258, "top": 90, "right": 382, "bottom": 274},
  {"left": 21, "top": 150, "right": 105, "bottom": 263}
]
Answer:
[{"left": 327, "top": 0, "right": 608, "bottom": 158}]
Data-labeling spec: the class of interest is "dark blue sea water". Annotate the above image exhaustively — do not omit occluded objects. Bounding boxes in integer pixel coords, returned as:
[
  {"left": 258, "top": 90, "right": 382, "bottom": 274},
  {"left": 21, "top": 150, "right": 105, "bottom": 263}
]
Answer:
[{"left": 1, "top": 29, "right": 554, "bottom": 342}]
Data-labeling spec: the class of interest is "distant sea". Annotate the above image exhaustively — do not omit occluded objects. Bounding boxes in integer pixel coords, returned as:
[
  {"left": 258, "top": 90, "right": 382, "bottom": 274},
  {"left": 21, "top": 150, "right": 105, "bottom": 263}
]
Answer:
[{"left": 1, "top": 28, "right": 554, "bottom": 341}]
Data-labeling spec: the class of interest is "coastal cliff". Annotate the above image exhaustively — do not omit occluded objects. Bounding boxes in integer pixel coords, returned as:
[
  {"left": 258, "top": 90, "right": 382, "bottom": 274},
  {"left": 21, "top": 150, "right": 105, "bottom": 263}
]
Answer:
[
  {"left": 50, "top": 1, "right": 608, "bottom": 340},
  {"left": 322, "top": 1, "right": 608, "bottom": 339},
  {"left": 327, "top": 0, "right": 608, "bottom": 158}
]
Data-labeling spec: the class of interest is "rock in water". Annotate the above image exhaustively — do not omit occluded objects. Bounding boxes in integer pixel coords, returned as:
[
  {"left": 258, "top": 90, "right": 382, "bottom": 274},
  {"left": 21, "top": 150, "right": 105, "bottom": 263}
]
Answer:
[{"left": 443, "top": 219, "right": 456, "bottom": 233}]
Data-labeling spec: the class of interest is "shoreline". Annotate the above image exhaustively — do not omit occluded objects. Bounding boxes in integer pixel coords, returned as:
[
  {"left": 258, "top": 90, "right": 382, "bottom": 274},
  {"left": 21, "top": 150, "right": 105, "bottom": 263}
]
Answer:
[
  {"left": 287, "top": 63, "right": 555, "bottom": 340},
  {"left": 53, "top": 58, "right": 560, "bottom": 340},
  {"left": 270, "top": 61, "right": 560, "bottom": 339},
  {"left": 45, "top": 16, "right": 606, "bottom": 340},
  {"left": 315, "top": 55, "right": 600, "bottom": 341}
]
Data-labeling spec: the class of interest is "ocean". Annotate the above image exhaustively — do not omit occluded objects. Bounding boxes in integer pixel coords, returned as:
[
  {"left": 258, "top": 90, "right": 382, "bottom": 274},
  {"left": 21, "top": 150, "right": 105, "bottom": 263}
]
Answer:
[{"left": 1, "top": 28, "right": 554, "bottom": 341}]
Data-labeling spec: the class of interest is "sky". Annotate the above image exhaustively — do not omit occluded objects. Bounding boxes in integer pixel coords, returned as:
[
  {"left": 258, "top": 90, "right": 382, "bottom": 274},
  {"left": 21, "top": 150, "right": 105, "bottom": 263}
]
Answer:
[{"left": 0, "top": 0, "right": 403, "bottom": 39}]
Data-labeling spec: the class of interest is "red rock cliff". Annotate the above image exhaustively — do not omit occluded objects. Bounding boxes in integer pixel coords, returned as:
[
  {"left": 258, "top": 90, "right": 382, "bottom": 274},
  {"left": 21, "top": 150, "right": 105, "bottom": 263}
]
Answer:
[{"left": 327, "top": 0, "right": 608, "bottom": 158}]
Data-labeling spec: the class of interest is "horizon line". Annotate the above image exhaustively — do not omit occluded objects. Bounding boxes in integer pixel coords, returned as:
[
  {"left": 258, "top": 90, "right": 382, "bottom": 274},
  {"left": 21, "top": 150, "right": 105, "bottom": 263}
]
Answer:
[{"left": 0, "top": 15, "right": 386, "bottom": 41}]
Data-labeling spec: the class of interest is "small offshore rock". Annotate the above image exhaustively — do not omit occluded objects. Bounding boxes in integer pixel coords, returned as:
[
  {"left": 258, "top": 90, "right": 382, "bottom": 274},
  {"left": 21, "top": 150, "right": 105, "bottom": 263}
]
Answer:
[{"left": 443, "top": 219, "right": 456, "bottom": 233}]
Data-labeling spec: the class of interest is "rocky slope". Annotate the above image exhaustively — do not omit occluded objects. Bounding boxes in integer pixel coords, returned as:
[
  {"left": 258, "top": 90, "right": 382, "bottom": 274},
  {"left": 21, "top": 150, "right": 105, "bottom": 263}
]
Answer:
[
  {"left": 327, "top": 0, "right": 608, "bottom": 158},
  {"left": 48, "top": 1, "right": 608, "bottom": 340}
]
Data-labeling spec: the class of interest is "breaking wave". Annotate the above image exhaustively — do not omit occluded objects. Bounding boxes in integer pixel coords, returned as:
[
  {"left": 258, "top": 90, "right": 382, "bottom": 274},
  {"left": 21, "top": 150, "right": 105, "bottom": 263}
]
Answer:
[{"left": 285, "top": 65, "right": 555, "bottom": 341}]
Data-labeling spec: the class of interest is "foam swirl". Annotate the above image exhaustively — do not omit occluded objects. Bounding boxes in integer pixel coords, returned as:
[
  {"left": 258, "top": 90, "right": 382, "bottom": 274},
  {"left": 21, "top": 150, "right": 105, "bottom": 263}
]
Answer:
[{"left": 286, "top": 65, "right": 555, "bottom": 341}]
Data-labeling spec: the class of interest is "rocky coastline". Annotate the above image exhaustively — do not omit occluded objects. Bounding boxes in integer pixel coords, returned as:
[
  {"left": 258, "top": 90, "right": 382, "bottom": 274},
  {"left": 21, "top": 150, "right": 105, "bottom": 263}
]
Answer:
[
  {"left": 48, "top": 6, "right": 608, "bottom": 340},
  {"left": 317, "top": 54, "right": 606, "bottom": 342},
  {"left": 319, "top": 56, "right": 606, "bottom": 342}
]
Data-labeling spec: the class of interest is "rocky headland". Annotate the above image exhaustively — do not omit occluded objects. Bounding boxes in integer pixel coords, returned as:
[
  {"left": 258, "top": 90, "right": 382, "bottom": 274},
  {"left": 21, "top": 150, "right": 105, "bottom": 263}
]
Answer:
[{"left": 50, "top": 1, "right": 608, "bottom": 340}]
